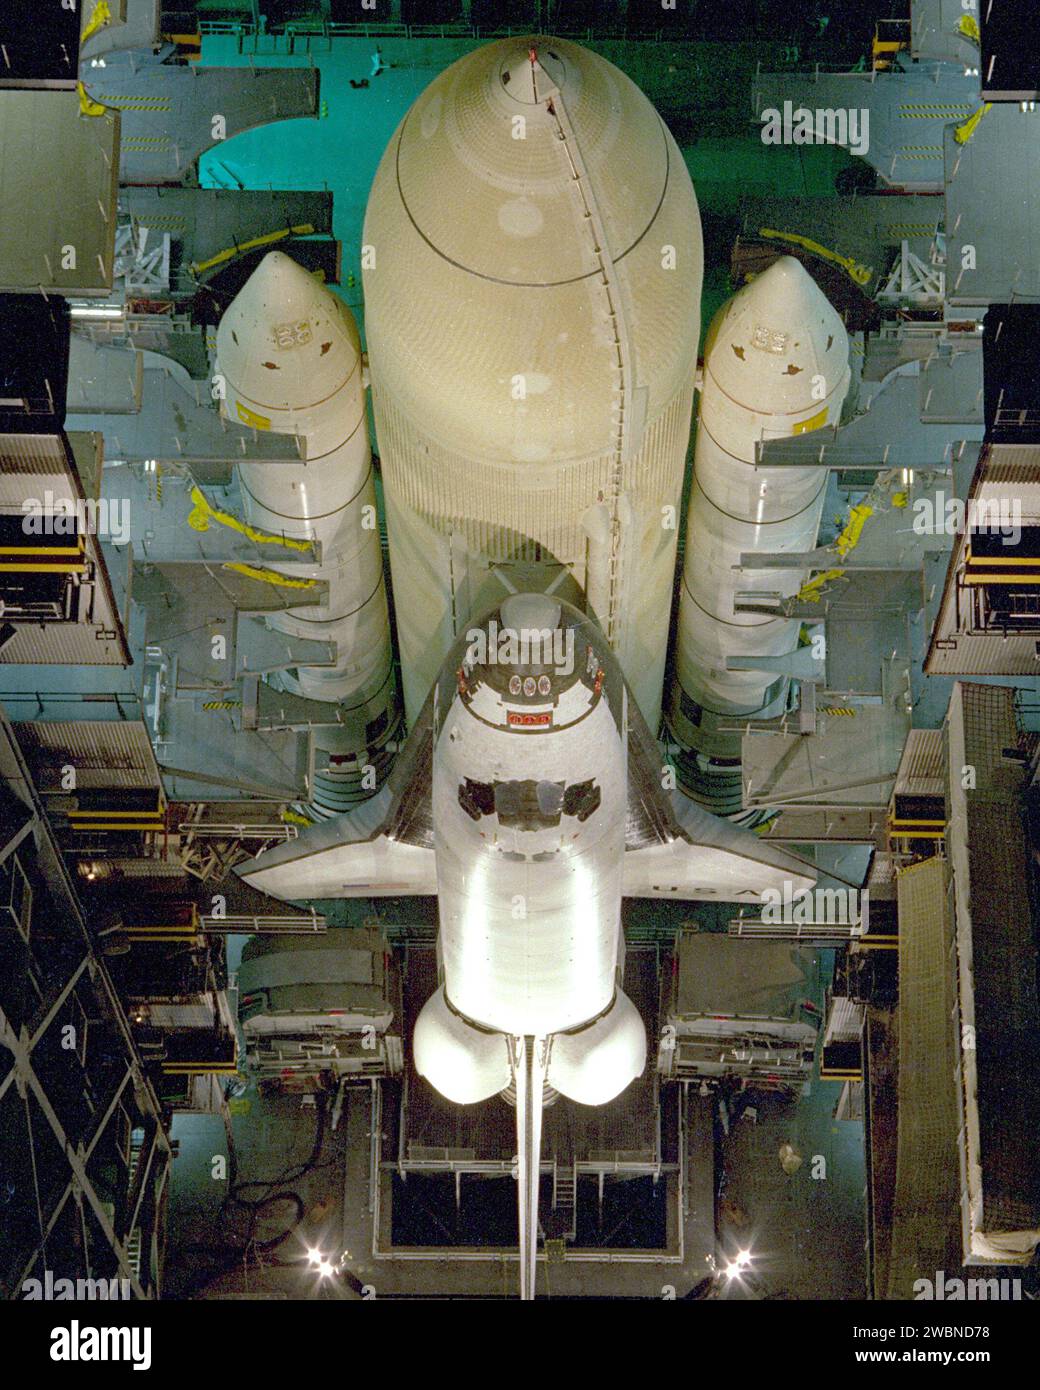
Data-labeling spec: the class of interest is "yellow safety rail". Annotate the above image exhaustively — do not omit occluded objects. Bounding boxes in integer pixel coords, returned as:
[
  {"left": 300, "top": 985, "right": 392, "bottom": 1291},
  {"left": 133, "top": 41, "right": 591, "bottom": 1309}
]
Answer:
[
  {"left": 188, "top": 485, "right": 311, "bottom": 552},
  {"left": 222, "top": 562, "right": 317, "bottom": 590},
  {"left": 191, "top": 224, "right": 316, "bottom": 276},
  {"left": 757, "top": 228, "right": 873, "bottom": 287}
]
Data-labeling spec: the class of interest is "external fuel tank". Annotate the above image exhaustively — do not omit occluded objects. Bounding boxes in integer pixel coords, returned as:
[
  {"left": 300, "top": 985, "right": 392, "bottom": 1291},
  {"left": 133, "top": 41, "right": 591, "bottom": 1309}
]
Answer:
[
  {"left": 362, "top": 36, "right": 703, "bottom": 732},
  {"left": 666, "top": 256, "right": 851, "bottom": 811}
]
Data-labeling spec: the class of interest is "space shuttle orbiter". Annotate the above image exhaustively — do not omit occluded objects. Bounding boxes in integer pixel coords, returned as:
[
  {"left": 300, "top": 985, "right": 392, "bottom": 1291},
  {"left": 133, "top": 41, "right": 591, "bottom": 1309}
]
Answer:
[
  {"left": 238, "top": 596, "right": 815, "bottom": 1298},
  {"left": 240, "top": 595, "right": 813, "bottom": 912}
]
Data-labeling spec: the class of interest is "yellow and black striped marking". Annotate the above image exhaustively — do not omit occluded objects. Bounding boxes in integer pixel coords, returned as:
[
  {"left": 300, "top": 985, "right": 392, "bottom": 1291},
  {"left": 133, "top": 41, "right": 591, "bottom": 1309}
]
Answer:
[
  {"left": 97, "top": 95, "right": 173, "bottom": 111},
  {"left": 898, "top": 104, "right": 973, "bottom": 117}
]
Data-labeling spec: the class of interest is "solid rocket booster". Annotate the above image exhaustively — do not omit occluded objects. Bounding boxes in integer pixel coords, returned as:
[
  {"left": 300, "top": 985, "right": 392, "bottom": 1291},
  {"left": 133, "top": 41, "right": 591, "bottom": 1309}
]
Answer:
[
  {"left": 215, "top": 252, "right": 399, "bottom": 815},
  {"left": 362, "top": 36, "right": 703, "bottom": 733},
  {"left": 667, "top": 256, "right": 851, "bottom": 811}
]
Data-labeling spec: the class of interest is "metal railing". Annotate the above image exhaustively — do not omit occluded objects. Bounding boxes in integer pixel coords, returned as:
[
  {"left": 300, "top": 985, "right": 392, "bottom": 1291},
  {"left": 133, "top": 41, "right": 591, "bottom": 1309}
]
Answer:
[
  {"left": 198, "top": 18, "right": 682, "bottom": 44},
  {"left": 200, "top": 910, "right": 326, "bottom": 934}
]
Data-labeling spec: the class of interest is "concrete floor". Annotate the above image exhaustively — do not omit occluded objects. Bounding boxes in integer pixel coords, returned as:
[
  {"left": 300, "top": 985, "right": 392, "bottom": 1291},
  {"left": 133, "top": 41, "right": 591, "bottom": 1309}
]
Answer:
[
  {"left": 166, "top": 1074, "right": 715, "bottom": 1300},
  {"left": 717, "top": 1074, "right": 866, "bottom": 1300},
  {"left": 163, "top": 936, "right": 866, "bottom": 1299}
]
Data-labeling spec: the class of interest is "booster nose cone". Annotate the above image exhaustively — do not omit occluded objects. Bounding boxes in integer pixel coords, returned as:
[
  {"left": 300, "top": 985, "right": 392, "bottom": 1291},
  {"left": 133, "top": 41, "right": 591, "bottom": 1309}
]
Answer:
[
  {"left": 705, "top": 254, "right": 849, "bottom": 416},
  {"left": 742, "top": 253, "right": 819, "bottom": 308},
  {"left": 215, "top": 250, "right": 361, "bottom": 414},
  {"left": 667, "top": 253, "right": 851, "bottom": 807},
  {"left": 214, "top": 249, "right": 399, "bottom": 814}
]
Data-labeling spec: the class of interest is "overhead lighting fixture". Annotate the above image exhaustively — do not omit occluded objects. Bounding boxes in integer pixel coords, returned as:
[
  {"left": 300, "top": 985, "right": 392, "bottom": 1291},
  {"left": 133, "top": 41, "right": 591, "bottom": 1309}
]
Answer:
[
  {"left": 69, "top": 305, "right": 124, "bottom": 320},
  {"left": 722, "top": 1246, "right": 753, "bottom": 1280}
]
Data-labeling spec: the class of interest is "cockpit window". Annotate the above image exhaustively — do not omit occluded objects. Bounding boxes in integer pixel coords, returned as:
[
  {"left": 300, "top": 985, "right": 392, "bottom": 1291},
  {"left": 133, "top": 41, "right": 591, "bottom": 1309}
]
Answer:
[
  {"left": 458, "top": 776, "right": 600, "bottom": 828},
  {"left": 495, "top": 779, "right": 564, "bottom": 829},
  {"left": 458, "top": 778, "right": 495, "bottom": 821},
  {"left": 563, "top": 779, "right": 601, "bottom": 822}
]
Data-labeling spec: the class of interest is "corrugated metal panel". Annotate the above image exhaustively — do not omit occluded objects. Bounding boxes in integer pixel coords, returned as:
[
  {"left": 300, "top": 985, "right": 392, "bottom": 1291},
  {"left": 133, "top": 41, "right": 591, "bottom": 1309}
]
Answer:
[
  {"left": 0, "top": 429, "right": 130, "bottom": 666},
  {"left": 946, "top": 683, "right": 1040, "bottom": 1257},
  {"left": 823, "top": 996, "right": 864, "bottom": 1046},
  {"left": 976, "top": 440, "right": 1040, "bottom": 518},
  {"left": 894, "top": 728, "right": 944, "bottom": 799},
  {"left": 0, "top": 433, "right": 75, "bottom": 502},
  {"left": 0, "top": 430, "right": 101, "bottom": 496},
  {"left": 868, "top": 851, "right": 902, "bottom": 890},
  {"left": 885, "top": 857, "right": 963, "bottom": 1297},
  {"left": 982, "top": 442, "right": 1040, "bottom": 488},
  {"left": 82, "top": 858, "right": 185, "bottom": 880},
  {"left": 926, "top": 630, "right": 1039, "bottom": 675},
  {"left": 15, "top": 720, "right": 162, "bottom": 792},
  {"left": 974, "top": 483, "right": 1040, "bottom": 520},
  {"left": 0, "top": 619, "right": 129, "bottom": 666},
  {"left": 137, "top": 1001, "right": 216, "bottom": 1030}
]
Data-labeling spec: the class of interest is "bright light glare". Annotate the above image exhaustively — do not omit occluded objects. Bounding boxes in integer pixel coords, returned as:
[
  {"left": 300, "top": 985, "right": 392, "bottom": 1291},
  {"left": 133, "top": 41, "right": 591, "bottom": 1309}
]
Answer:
[
  {"left": 306, "top": 1248, "right": 323, "bottom": 1267},
  {"left": 317, "top": 1259, "right": 334, "bottom": 1278},
  {"left": 724, "top": 1262, "right": 742, "bottom": 1280},
  {"left": 736, "top": 1249, "right": 752, "bottom": 1269}
]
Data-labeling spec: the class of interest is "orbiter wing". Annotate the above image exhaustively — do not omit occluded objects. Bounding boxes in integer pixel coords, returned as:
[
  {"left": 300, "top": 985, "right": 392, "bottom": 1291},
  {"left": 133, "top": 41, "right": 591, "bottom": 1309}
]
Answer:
[
  {"left": 238, "top": 673, "right": 814, "bottom": 902},
  {"left": 622, "top": 696, "right": 816, "bottom": 900},
  {"left": 238, "top": 688, "right": 437, "bottom": 900}
]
